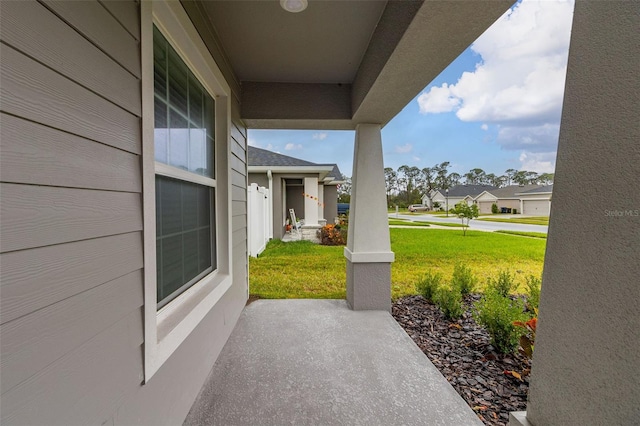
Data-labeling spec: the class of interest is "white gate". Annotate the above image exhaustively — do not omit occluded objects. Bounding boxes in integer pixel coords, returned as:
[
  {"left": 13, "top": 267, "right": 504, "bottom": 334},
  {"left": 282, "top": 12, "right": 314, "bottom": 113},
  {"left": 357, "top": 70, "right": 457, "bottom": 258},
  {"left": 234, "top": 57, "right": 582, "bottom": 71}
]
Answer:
[{"left": 248, "top": 183, "right": 270, "bottom": 257}]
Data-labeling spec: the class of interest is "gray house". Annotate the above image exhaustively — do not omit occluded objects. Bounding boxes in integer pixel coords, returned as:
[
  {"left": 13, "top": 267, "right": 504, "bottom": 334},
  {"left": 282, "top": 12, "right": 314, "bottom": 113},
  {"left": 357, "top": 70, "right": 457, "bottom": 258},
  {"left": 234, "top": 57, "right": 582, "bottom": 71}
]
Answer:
[
  {"left": 427, "top": 184, "right": 497, "bottom": 211},
  {"left": 474, "top": 184, "right": 543, "bottom": 214},
  {"left": 248, "top": 146, "right": 343, "bottom": 239},
  {"left": 516, "top": 185, "right": 553, "bottom": 216},
  {"left": 0, "top": 1, "right": 636, "bottom": 426}
]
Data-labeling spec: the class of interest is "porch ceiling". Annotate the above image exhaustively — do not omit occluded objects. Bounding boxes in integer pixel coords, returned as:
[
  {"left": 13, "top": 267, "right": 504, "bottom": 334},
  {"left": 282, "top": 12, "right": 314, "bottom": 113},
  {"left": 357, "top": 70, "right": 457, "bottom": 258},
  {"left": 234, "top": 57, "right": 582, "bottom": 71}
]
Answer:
[{"left": 185, "top": 0, "right": 513, "bottom": 130}]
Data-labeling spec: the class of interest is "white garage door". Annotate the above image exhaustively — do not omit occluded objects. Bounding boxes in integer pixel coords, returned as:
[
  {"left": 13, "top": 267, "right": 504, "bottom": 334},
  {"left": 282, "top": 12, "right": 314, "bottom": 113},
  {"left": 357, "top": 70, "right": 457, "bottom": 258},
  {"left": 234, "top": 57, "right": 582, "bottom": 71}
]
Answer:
[
  {"left": 478, "top": 201, "right": 495, "bottom": 214},
  {"left": 523, "top": 200, "right": 550, "bottom": 216}
]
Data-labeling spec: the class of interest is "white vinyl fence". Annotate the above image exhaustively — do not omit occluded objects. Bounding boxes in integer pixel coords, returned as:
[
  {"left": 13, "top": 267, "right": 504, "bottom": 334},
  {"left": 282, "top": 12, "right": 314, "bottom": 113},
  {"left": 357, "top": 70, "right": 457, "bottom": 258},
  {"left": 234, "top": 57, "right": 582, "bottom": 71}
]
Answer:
[{"left": 247, "top": 183, "right": 271, "bottom": 257}]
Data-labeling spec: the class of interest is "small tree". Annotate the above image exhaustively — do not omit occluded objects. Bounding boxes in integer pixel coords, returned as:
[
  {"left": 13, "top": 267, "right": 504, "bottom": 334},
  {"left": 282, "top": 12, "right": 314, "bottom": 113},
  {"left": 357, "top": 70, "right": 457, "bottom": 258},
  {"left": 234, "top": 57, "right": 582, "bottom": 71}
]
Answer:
[
  {"left": 450, "top": 202, "right": 479, "bottom": 236},
  {"left": 491, "top": 203, "right": 499, "bottom": 214}
]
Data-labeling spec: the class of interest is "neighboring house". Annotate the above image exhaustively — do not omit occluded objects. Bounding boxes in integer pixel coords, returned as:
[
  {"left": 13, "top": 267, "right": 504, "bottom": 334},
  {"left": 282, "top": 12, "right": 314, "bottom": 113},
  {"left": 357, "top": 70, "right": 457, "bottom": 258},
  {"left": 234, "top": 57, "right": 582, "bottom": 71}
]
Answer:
[
  {"left": 517, "top": 185, "right": 554, "bottom": 216},
  {"left": 474, "top": 184, "right": 543, "bottom": 214},
  {"left": 248, "top": 146, "right": 343, "bottom": 241},
  {"left": 1, "top": 1, "right": 635, "bottom": 426},
  {"left": 421, "top": 188, "right": 440, "bottom": 209},
  {"left": 430, "top": 185, "right": 497, "bottom": 210}
]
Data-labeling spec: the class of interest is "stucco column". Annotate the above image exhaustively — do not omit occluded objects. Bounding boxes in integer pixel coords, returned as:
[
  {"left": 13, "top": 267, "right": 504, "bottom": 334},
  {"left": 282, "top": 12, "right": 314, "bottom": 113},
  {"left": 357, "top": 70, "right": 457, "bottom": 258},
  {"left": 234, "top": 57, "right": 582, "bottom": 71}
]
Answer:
[
  {"left": 303, "top": 177, "right": 319, "bottom": 226},
  {"left": 344, "top": 124, "right": 394, "bottom": 311},
  {"left": 510, "top": 2, "right": 639, "bottom": 425}
]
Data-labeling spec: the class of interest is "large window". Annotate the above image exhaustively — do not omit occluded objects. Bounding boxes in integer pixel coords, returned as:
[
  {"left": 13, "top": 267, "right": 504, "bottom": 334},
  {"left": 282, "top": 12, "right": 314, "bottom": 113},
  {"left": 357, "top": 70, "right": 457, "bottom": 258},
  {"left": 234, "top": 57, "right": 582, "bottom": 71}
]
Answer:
[
  {"left": 143, "top": 1, "right": 232, "bottom": 381},
  {"left": 153, "top": 26, "right": 216, "bottom": 308}
]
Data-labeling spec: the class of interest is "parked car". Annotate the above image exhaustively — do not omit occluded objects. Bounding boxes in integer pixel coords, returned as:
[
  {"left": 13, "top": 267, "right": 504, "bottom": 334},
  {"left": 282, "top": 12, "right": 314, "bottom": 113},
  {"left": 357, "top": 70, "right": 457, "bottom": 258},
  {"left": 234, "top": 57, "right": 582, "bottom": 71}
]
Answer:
[
  {"left": 337, "top": 203, "right": 350, "bottom": 215},
  {"left": 408, "top": 204, "right": 428, "bottom": 212}
]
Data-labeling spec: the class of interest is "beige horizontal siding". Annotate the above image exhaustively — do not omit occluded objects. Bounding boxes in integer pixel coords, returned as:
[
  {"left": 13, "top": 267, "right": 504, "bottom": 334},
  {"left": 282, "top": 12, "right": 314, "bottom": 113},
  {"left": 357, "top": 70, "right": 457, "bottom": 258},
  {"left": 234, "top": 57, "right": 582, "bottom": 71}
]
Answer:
[
  {"left": 233, "top": 200, "right": 247, "bottom": 216},
  {"left": 0, "top": 270, "right": 143, "bottom": 394},
  {"left": 0, "top": 309, "right": 144, "bottom": 426},
  {"left": 41, "top": 0, "right": 141, "bottom": 77},
  {"left": 0, "top": 45, "right": 140, "bottom": 154},
  {"left": 99, "top": 0, "right": 140, "bottom": 41},
  {"left": 0, "top": 114, "right": 141, "bottom": 192},
  {"left": 231, "top": 169, "right": 247, "bottom": 188},
  {"left": 0, "top": 232, "right": 144, "bottom": 324},
  {"left": 231, "top": 139, "right": 247, "bottom": 164},
  {"left": 232, "top": 214, "right": 247, "bottom": 232},
  {"left": 231, "top": 184, "right": 247, "bottom": 202},
  {"left": 1, "top": 1, "right": 140, "bottom": 115},
  {"left": 232, "top": 227, "right": 247, "bottom": 245},
  {"left": 230, "top": 153, "right": 246, "bottom": 176},
  {"left": 1, "top": 183, "right": 143, "bottom": 252}
]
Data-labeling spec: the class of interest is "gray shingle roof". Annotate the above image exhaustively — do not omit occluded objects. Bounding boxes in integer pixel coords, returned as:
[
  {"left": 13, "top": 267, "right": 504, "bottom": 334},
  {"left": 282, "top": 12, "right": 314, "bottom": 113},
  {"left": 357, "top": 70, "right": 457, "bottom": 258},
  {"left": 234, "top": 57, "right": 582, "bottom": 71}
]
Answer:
[
  {"left": 248, "top": 146, "right": 317, "bottom": 167},
  {"left": 248, "top": 146, "right": 343, "bottom": 181},
  {"left": 486, "top": 184, "right": 543, "bottom": 198},
  {"left": 327, "top": 165, "right": 344, "bottom": 182},
  {"left": 518, "top": 185, "right": 553, "bottom": 194},
  {"left": 443, "top": 184, "right": 497, "bottom": 197}
]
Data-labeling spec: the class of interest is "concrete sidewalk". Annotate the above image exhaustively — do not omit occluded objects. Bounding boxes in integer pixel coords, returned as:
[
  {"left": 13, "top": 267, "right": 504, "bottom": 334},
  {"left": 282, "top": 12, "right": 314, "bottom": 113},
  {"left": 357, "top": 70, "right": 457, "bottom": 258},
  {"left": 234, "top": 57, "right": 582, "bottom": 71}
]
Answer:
[{"left": 184, "top": 299, "right": 481, "bottom": 426}]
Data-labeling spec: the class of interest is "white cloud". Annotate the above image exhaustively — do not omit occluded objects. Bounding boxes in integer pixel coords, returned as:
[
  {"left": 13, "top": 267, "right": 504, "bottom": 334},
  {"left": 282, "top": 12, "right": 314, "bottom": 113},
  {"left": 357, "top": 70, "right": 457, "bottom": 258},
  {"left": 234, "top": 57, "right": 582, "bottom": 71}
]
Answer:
[
  {"left": 412, "top": 156, "right": 421, "bottom": 162},
  {"left": 417, "top": 83, "right": 460, "bottom": 113},
  {"left": 416, "top": 0, "right": 574, "bottom": 161},
  {"left": 312, "top": 132, "right": 328, "bottom": 140},
  {"left": 285, "top": 143, "right": 302, "bottom": 151},
  {"left": 481, "top": 124, "right": 488, "bottom": 131},
  {"left": 248, "top": 138, "right": 258, "bottom": 147},
  {"left": 519, "top": 151, "right": 556, "bottom": 174},
  {"left": 266, "top": 143, "right": 275, "bottom": 150},
  {"left": 394, "top": 143, "right": 413, "bottom": 154}
]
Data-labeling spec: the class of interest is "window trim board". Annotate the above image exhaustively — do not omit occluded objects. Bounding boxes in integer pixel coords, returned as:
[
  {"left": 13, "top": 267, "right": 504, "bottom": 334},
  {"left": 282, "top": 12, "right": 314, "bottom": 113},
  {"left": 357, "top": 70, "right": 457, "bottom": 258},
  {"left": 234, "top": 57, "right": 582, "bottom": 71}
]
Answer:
[
  {"left": 141, "top": 0, "right": 233, "bottom": 382},
  {"left": 155, "top": 162, "right": 217, "bottom": 188}
]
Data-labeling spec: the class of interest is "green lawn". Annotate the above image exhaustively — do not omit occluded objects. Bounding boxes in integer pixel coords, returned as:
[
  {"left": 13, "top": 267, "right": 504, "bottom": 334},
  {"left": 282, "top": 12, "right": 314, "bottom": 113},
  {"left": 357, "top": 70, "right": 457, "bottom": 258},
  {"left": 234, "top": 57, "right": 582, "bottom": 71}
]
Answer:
[
  {"left": 495, "top": 230, "right": 547, "bottom": 239},
  {"left": 388, "top": 219, "right": 431, "bottom": 227},
  {"left": 414, "top": 221, "right": 466, "bottom": 228},
  {"left": 249, "top": 228, "right": 545, "bottom": 300},
  {"left": 478, "top": 216, "right": 549, "bottom": 226}
]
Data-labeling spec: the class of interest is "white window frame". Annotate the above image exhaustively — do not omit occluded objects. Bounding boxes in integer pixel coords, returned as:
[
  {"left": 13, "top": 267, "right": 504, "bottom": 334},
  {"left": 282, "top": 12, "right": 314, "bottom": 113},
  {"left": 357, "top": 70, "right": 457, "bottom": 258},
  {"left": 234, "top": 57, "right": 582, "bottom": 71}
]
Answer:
[{"left": 141, "top": 0, "right": 233, "bottom": 381}]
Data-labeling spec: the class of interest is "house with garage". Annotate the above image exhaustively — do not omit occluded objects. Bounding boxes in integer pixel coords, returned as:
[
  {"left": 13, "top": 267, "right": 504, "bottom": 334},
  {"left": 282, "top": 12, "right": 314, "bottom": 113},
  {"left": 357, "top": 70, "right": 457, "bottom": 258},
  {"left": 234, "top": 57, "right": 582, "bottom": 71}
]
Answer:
[
  {"left": 428, "top": 184, "right": 497, "bottom": 211},
  {"left": 0, "top": 1, "right": 636, "bottom": 425},
  {"left": 517, "top": 185, "right": 553, "bottom": 216},
  {"left": 248, "top": 146, "right": 343, "bottom": 243},
  {"left": 474, "top": 184, "right": 543, "bottom": 214}
]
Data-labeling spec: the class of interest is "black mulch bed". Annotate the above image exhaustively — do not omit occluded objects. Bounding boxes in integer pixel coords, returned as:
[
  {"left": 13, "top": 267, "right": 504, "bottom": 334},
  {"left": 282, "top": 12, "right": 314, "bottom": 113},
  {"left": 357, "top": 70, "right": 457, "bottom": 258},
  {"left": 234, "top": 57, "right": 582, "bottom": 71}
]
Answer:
[{"left": 392, "top": 295, "right": 531, "bottom": 426}]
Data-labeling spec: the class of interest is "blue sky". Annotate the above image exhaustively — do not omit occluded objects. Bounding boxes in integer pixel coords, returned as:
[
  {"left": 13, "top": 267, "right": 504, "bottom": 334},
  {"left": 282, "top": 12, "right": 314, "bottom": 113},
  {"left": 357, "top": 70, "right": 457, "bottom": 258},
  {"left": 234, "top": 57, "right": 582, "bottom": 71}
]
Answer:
[{"left": 248, "top": 0, "right": 575, "bottom": 179}]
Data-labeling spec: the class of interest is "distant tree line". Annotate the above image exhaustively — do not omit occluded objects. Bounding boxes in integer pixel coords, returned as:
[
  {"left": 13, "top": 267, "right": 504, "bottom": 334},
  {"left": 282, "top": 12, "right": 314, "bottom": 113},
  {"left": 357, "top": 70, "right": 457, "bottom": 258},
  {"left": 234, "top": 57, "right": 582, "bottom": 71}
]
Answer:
[{"left": 383, "top": 162, "right": 554, "bottom": 207}]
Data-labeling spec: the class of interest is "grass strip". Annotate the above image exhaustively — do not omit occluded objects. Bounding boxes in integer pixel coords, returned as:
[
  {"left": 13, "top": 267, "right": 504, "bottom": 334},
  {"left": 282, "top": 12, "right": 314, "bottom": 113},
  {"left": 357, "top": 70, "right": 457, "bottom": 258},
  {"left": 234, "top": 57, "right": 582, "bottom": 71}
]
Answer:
[
  {"left": 415, "top": 221, "right": 466, "bottom": 228},
  {"left": 389, "top": 220, "right": 431, "bottom": 227},
  {"left": 478, "top": 216, "right": 549, "bottom": 225},
  {"left": 495, "top": 230, "right": 547, "bottom": 239}
]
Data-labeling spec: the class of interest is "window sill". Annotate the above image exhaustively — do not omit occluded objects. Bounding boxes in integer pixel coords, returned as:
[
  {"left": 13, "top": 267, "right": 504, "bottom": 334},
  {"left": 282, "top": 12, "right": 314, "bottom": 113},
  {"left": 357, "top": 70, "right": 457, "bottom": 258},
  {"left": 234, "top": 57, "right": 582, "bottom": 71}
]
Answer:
[{"left": 146, "top": 272, "right": 232, "bottom": 381}]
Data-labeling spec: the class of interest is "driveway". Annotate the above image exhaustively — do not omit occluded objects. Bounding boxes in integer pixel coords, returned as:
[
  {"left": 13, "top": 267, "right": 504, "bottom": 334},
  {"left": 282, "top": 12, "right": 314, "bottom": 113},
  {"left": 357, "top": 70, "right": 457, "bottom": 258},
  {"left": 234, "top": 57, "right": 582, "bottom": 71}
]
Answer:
[{"left": 390, "top": 213, "right": 548, "bottom": 234}]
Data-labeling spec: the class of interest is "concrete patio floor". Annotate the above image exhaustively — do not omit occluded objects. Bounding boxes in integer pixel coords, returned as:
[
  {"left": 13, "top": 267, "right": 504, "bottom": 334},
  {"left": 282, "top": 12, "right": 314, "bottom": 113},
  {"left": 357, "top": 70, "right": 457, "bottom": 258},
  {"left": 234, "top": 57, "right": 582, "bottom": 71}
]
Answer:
[{"left": 184, "top": 299, "right": 482, "bottom": 425}]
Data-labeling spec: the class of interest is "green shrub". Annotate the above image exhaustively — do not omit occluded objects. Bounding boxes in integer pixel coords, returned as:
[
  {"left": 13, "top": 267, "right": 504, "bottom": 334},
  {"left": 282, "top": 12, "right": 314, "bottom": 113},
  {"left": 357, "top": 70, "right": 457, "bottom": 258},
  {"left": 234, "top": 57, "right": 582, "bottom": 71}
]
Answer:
[
  {"left": 474, "top": 289, "right": 527, "bottom": 353},
  {"left": 435, "top": 287, "right": 464, "bottom": 320},
  {"left": 451, "top": 263, "right": 476, "bottom": 295},
  {"left": 487, "top": 270, "right": 516, "bottom": 297},
  {"left": 526, "top": 274, "right": 542, "bottom": 311},
  {"left": 491, "top": 203, "right": 499, "bottom": 214},
  {"left": 416, "top": 271, "right": 441, "bottom": 302}
]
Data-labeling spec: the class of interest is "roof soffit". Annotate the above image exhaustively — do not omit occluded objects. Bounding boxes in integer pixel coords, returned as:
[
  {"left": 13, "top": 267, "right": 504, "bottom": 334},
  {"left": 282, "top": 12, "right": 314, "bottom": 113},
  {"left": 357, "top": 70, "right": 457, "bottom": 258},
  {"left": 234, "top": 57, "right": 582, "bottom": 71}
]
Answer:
[{"left": 188, "top": 0, "right": 514, "bottom": 129}]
